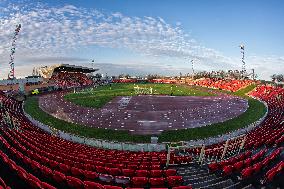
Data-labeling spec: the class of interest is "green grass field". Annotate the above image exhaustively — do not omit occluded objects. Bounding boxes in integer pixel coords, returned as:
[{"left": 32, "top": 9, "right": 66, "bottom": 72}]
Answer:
[
  {"left": 24, "top": 84, "right": 267, "bottom": 143},
  {"left": 64, "top": 83, "right": 213, "bottom": 108}
]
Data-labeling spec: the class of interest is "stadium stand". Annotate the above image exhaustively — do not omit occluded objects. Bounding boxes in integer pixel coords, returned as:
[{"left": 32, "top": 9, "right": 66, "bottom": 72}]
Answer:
[
  {"left": 50, "top": 72, "right": 93, "bottom": 88},
  {"left": 0, "top": 80, "right": 283, "bottom": 188},
  {"left": 188, "top": 78, "right": 254, "bottom": 92},
  {"left": 197, "top": 85, "right": 284, "bottom": 188},
  {"left": 0, "top": 91, "right": 192, "bottom": 188}
]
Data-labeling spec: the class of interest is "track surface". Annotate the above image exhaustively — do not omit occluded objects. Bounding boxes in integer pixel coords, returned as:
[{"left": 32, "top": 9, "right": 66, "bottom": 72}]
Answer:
[{"left": 38, "top": 91, "right": 248, "bottom": 135}]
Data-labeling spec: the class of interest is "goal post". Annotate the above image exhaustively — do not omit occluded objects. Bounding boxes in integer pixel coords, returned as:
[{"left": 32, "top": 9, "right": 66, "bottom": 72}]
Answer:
[{"left": 134, "top": 85, "right": 153, "bottom": 95}]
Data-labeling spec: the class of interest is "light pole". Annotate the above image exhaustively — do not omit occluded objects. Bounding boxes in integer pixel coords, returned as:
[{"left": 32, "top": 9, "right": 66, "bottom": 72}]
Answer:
[
  {"left": 191, "top": 59, "right": 195, "bottom": 79},
  {"left": 240, "top": 44, "right": 246, "bottom": 78}
]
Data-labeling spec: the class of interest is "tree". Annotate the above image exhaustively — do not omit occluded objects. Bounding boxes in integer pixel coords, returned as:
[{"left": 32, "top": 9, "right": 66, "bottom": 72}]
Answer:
[
  {"left": 94, "top": 73, "right": 102, "bottom": 79},
  {"left": 118, "top": 74, "right": 125, "bottom": 78},
  {"left": 271, "top": 74, "right": 284, "bottom": 82}
]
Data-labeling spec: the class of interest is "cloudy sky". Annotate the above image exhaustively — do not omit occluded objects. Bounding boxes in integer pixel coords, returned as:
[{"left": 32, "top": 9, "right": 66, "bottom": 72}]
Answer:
[{"left": 0, "top": 0, "right": 283, "bottom": 80}]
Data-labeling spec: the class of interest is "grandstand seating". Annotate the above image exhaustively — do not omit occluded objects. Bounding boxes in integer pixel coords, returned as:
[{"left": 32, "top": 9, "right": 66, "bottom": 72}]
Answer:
[
  {"left": 0, "top": 91, "right": 187, "bottom": 188},
  {"left": 188, "top": 78, "right": 254, "bottom": 92},
  {"left": 0, "top": 176, "right": 11, "bottom": 189},
  {"left": 201, "top": 85, "right": 284, "bottom": 187},
  {"left": 50, "top": 72, "right": 93, "bottom": 88},
  {"left": 0, "top": 84, "right": 283, "bottom": 188}
]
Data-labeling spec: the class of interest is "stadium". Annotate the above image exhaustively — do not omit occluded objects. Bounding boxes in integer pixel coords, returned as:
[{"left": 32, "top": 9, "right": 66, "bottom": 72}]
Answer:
[
  {"left": 0, "top": 62, "right": 283, "bottom": 189},
  {"left": 0, "top": 1, "right": 284, "bottom": 189}
]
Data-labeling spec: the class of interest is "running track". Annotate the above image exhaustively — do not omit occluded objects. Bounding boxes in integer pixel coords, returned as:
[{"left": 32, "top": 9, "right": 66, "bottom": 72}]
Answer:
[{"left": 38, "top": 91, "right": 248, "bottom": 135}]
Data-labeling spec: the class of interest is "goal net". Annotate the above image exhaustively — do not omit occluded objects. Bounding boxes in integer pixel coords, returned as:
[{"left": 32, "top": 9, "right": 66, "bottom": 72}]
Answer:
[{"left": 134, "top": 85, "right": 153, "bottom": 95}]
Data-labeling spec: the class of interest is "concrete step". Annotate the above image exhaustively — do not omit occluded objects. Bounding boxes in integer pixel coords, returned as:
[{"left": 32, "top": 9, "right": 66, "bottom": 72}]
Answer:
[
  {"left": 186, "top": 174, "right": 217, "bottom": 184},
  {"left": 222, "top": 182, "right": 241, "bottom": 189},
  {"left": 241, "top": 184, "right": 256, "bottom": 189},
  {"left": 198, "top": 179, "right": 234, "bottom": 189},
  {"left": 192, "top": 176, "right": 224, "bottom": 188},
  {"left": 186, "top": 171, "right": 211, "bottom": 178}
]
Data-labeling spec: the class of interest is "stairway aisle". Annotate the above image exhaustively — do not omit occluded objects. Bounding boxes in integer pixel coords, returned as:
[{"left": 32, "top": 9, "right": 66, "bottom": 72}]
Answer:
[{"left": 171, "top": 163, "right": 256, "bottom": 189}]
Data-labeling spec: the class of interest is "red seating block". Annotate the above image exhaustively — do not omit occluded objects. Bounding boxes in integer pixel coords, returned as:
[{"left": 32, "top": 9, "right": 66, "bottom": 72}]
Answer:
[
  {"left": 104, "top": 185, "right": 123, "bottom": 189},
  {"left": 222, "top": 165, "right": 233, "bottom": 176},
  {"left": 41, "top": 182, "right": 57, "bottom": 189},
  {"left": 164, "top": 169, "right": 177, "bottom": 176},
  {"left": 28, "top": 178, "right": 42, "bottom": 189},
  {"left": 151, "top": 165, "right": 160, "bottom": 170},
  {"left": 132, "top": 177, "right": 148, "bottom": 187},
  {"left": 71, "top": 167, "right": 84, "bottom": 177},
  {"left": 150, "top": 170, "right": 163, "bottom": 178},
  {"left": 149, "top": 177, "right": 165, "bottom": 187},
  {"left": 241, "top": 167, "right": 254, "bottom": 179},
  {"left": 83, "top": 181, "right": 104, "bottom": 189},
  {"left": 59, "top": 163, "right": 71, "bottom": 174},
  {"left": 122, "top": 169, "right": 136, "bottom": 177},
  {"left": 208, "top": 162, "right": 219, "bottom": 172},
  {"left": 49, "top": 160, "right": 59, "bottom": 169},
  {"left": 135, "top": 170, "right": 148, "bottom": 177},
  {"left": 108, "top": 168, "right": 121, "bottom": 176},
  {"left": 233, "top": 161, "right": 244, "bottom": 172},
  {"left": 52, "top": 170, "right": 66, "bottom": 183},
  {"left": 96, "top": 166, "right": 107, "bottom": 174},
  {"left": 66, "top": 176, "right": 84, "bottom": 189},
  {"left": 252, "top": 162, "right": 263, "bottom": 173},
  {"left": 167, "top": 176, "right": 183, "bottom": 187},
  {"left": 172, "top": 186, "right": 193, "bottom": 189},
  {"left": 17, "top": 168, "right": 28, "bottom": 181},
  {"left": 244, "top": 158, "right": 252, "bottom": 167},
  {"left": 84, "top": 170, "right": 99, "bottom": 180},
  {"left": 28, "top": 174, "right": 42, "bottom": 185}
]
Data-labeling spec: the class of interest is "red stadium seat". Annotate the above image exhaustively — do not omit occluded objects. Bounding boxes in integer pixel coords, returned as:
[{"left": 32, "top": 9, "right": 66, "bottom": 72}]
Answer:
[
  {"left": 132, "top": 177, "right": 148, "bottom": 187},
  {"left": 108, "top": 168, "right": 121, "bottom": 176},
  {"left": 233, "top": 161, "right": 244, "bottom": 172},
  {"left": 27, "top": 178, "right": 42, "bottom": 189},
  {"left": 41, "top": 182, "right": 57, "bottom": 189},
  {"left": 52, "top": 170, "right": 66, "bottom": 183},
  {"left": 135, "top": 170, "right": 149, "bottom": 177},
  {"left": 104, "top": 186, "right": 123, "bottom": 189},
  {"left": 40, "top": 165, "right": 53, "bottom": 178},
  {"left": 149, "top": 177, "right": 165, "bottom": 187},
  {"left": 150, "top": 170, "right": 163, "bottom": 178},
  {"left": 59, "top": 163, "right": 71, "bottom": 174},
  {"left": 83, "top": 181, "right": 104, "bottom": 189},
  {"left": 66, "top": 176, "right": 84, "bottom": 189},
  {"left": 222, "top": 165, "right": 234, "bottom": 176},
  {"left": 122, "top": 169, "right": 136, "bottom": 177},
  {"left": 71, "top": 167, "right": 84, "bottom": 177},
  {"left": 164, "top": 169, "right": 177, "bottom": 176},
  {"left": 96, "top": 166, "right": 107, "bottom": 174},
  {"left": 167, "top": 176, "right": 183, "bottom": 187},
  {"left": 208, "top": 162, "right": 219, "bottom": 172},
  {"left": 252, "top": 162, "right": 263, "bottom": 173},
  {"left": 241, "top": 167, "right": 254, "bottom": 179},
  {"left": 172, "top": 186, "right": 193, "bottom": 189},
  {"left": 84, "top": 170, "right": 99, "bottom": 180}
]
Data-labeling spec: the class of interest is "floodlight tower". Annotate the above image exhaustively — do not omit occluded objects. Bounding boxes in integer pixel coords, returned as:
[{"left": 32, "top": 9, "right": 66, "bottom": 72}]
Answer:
[
  {"left": 91, "top": 59, "right": 95, "bottom": 67},
  {"left": 240, "top": 44, "right": 246, "bottom": 78},
  {"left": 8, "top": 24, "right": 21, "bottom": 79},
  {"left": 191, "top": 59, "right": 195, "bottom": 79}
]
